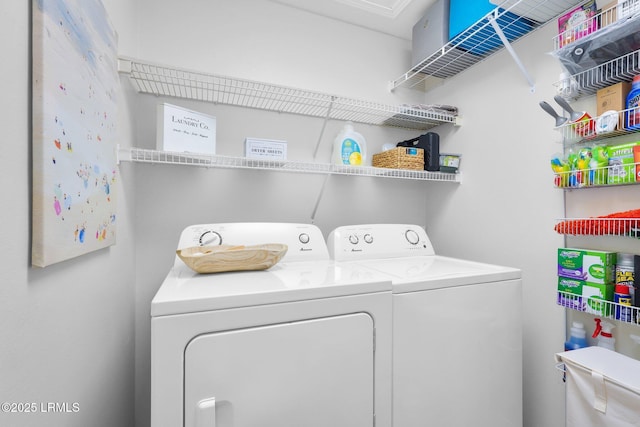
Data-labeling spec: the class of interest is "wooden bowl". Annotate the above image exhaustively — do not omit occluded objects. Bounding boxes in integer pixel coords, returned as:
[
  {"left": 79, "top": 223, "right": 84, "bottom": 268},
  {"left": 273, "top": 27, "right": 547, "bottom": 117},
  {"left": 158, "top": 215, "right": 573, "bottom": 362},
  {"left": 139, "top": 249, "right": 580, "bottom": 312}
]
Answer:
[{"left": 176, "top": 243, "right": 288, "bottom": 274}]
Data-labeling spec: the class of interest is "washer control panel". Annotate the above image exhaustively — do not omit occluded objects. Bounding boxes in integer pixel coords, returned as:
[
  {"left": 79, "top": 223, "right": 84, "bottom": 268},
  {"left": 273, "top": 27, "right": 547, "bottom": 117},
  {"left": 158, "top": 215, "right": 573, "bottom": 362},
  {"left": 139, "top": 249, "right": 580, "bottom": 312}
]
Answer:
[
  {"left": 176, "top": 223, "right": 330, "bottom": 264},
  {"left": 328, "top": 224, "right": 435, "bottom": 261}
]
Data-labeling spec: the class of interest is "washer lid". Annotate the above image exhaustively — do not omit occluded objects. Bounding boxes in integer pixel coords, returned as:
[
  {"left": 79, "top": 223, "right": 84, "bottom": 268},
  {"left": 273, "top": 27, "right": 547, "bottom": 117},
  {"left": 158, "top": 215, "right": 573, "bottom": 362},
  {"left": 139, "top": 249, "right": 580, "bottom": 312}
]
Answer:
[
  {"left": 355, "top": 255, "right": 521, "bottom": 293},
  {"left": 151, "top": 260, "right": 391, "bottom": 317}
]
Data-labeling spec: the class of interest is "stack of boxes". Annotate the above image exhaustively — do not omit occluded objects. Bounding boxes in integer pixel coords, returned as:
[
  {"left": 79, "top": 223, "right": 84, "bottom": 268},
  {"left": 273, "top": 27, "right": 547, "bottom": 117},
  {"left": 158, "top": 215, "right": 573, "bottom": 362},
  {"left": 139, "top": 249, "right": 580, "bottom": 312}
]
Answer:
[{"left": 557, "top": 248, "right": 617, "bottom": 315}]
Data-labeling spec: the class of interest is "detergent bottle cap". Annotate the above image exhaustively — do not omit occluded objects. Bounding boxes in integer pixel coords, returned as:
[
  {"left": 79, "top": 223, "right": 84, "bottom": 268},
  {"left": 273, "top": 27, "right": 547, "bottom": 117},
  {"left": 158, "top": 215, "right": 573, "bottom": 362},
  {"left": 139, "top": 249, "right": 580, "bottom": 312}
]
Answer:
[
  {"left": 570, "top": 321, "right": 586, "bottom": 338},
  {"left": 615, "top": 284, "right": 631, "bottom": 294}
]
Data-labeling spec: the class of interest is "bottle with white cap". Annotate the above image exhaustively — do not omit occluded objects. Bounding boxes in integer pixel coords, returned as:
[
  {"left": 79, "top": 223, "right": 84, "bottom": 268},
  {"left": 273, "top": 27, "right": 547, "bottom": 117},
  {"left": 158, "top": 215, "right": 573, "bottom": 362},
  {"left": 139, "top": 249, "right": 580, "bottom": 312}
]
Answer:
[{"left": 564, "top": 321, "right": 588, "bottom": 351}]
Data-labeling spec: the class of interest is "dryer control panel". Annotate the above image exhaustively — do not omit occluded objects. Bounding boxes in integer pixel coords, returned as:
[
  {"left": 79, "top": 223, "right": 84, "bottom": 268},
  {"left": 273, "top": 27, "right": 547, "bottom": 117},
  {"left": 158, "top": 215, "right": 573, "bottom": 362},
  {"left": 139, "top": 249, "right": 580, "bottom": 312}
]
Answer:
[
  {"left": 175, "top": 223, "right": 330, "bottom": 264},
  {"left": 328, "top": 224, "right": 435, "bottom": 261}
]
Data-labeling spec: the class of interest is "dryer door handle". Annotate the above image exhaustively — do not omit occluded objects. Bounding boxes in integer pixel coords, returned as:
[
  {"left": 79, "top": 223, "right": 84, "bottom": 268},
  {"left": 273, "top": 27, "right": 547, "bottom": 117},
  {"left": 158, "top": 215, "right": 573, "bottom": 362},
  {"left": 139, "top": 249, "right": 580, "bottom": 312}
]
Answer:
[{"left": 196, "top": 397, "right": 216, "bottom": 427}]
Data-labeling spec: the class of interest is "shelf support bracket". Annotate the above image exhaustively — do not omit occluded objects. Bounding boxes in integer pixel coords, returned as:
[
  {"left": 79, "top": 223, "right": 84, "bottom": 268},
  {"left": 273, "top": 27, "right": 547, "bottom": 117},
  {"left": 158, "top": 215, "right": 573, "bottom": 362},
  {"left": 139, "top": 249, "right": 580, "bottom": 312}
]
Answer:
[
  {"left": 310, "top": 174, "right": 330, "bottom": 224},
  {"left": 313, "top": 96, "right": 336, "bottom": 160},
  {"left": 487, "top": 14, "right": 535, "bottom": 93}
]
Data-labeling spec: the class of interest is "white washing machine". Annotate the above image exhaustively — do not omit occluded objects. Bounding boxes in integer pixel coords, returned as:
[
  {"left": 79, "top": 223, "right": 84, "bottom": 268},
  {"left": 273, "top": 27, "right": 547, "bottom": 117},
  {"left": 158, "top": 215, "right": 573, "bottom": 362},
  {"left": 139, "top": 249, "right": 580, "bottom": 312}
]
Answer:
[
  {"left": 150, "top": 223, "right": 392, "bottom": 427},
  {"left": 328, "top": 224, "right": 523, "bottom": 427}
]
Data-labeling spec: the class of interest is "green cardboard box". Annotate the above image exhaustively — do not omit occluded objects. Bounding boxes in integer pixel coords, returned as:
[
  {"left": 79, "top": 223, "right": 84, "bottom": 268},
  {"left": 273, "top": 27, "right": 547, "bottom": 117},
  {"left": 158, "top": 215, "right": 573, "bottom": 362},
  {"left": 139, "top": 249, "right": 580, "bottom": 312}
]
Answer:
[
  {"left": 608, "top": 142, "right": 640, "bottom": 184},
  {"left": 558, "top": 248, "right": 616, "bottom": 285}
]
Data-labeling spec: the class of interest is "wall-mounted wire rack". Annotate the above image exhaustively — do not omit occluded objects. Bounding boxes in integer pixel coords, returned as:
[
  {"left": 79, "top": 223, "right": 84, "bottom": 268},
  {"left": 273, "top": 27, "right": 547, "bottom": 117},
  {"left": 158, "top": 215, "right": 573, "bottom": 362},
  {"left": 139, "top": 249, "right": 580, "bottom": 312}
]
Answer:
[
  {"left": 118, "top": 58, "right": 458, "bottom": 131},
  {"left": 554, "top": 216, "right": 640, "bottom": 237},
  {"left": 557, "top": 290, "right": 640, "bottom": 326},
  {"left": 553, "top": 107, "right": 640, "bottom": 144},
  {"left": 390, "top": 0, "right": 580, "bottom": 91},
  {"left": 552, "top": 1, "right": 640, "bottom": 98},
  {"left": 117, "top": 146, "right": 462, "bottom": 183},
  {"left": 552, "top": 162, "right": 639, "bottom": 189}
]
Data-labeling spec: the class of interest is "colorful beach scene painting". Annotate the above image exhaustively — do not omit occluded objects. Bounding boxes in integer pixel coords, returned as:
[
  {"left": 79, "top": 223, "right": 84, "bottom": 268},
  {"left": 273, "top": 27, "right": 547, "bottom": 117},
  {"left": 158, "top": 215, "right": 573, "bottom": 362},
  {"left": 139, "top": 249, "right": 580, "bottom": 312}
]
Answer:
[{"left": 32, "top": 0, "right": 119, "bottom": 267}]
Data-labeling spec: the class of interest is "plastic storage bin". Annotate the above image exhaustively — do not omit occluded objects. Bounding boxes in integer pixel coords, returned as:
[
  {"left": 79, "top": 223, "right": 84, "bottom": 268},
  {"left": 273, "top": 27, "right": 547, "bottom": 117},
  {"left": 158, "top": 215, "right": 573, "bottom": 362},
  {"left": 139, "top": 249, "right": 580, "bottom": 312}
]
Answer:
[
  {"left": 448, "top": 0, "right": 536, "bottom": 55},
  {"left": 555, "top": 346, "right": 640, "bottom": 427}
]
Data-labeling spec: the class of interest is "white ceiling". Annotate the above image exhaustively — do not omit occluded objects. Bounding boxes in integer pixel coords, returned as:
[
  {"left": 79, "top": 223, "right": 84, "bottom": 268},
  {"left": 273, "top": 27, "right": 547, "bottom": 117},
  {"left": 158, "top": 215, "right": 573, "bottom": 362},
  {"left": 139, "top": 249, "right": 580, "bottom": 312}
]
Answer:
[{"left": 269, "top": 0, "right": 439, "bottom": 40}]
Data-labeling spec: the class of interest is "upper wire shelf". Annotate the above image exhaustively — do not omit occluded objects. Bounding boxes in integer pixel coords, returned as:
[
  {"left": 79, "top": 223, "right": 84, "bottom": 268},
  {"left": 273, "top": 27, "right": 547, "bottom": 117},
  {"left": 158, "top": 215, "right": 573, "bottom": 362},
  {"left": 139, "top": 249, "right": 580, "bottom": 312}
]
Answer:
[
  {"left": 553, "top": 2, "right": 640, "bottom": 98},
  {"left": 118, "top": 58, "right": 458, "bottom": 131},
  {"left": 117, "top": 147, "right": 462, "bottom": 183},
  {"left": 391, "top": 0, "right": 580, "bottom": 91}
]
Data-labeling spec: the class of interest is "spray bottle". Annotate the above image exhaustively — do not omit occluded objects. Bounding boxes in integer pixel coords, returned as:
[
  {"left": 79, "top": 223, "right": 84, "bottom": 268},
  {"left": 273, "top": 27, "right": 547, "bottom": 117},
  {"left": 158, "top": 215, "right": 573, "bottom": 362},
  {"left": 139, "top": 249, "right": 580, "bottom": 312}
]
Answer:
[
  {"left": 564, "top": 321, "right": 588, "bottom": 351},
  {"left": 592, "top": 318, "right": 616, "bottom": 351}
]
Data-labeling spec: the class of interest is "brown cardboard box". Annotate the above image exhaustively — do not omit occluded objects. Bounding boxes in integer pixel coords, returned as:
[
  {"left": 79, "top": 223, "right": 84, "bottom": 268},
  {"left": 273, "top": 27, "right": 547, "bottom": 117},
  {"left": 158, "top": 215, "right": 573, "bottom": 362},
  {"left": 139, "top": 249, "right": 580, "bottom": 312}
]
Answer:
[
  {"left": 600, "top": 1, "right": 618, "bottom": 28},
  {"left": 597, "top": 81, "right": 631, "bottom": 128}
]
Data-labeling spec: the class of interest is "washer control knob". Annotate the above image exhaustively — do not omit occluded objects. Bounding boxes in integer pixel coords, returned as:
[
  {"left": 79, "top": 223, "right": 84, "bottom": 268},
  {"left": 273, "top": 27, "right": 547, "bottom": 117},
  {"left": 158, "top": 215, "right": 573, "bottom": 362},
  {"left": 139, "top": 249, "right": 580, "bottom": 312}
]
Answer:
[
  {"left": 405, "top": 229, "right": 420, "bottom": 245},
  {"left": 349, "top": 234, "right": 359, "bottom": 245},
  {"left": 364, "top": 234, "right": 373, "bottom": 244},
  {"left": 299, "top": 233, "right": 310, "bottom": 244},
  {"left": 199, "top": 230, "right": 222, "bottom": 246}
]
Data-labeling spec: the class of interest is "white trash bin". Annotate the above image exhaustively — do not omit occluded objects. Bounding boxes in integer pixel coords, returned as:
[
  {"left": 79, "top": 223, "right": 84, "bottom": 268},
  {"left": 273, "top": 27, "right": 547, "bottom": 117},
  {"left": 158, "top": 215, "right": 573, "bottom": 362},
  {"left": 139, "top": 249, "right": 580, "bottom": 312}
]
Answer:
[{"left": 556, "top": 346, "right": 640, "bottom": 427}]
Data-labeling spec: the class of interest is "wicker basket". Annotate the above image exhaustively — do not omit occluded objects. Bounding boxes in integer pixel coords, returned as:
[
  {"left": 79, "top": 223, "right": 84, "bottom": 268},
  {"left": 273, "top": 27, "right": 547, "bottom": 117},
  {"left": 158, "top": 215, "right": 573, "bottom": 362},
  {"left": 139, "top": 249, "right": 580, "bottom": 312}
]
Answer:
[{"left": 372, "top": 147, "right": 424, "bottom": 170}]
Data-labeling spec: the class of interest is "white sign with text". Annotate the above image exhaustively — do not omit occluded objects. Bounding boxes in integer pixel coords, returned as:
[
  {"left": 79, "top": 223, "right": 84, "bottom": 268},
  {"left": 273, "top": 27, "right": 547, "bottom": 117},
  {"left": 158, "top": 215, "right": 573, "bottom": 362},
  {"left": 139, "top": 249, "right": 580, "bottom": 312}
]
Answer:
[{"left": 157, "top": 103, "right": 216, "bottom": 154}]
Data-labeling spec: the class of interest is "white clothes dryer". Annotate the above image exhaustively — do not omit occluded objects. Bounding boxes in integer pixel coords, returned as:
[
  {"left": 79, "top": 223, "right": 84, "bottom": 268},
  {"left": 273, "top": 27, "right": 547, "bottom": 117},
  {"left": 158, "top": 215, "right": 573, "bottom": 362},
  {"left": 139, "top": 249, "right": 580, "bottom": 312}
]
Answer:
[
  {"left": 328, "top": 224, "right": 523, "bottom": 427},
  {"left": 151, "top": 223, "right": 392, "bottom": 427}
]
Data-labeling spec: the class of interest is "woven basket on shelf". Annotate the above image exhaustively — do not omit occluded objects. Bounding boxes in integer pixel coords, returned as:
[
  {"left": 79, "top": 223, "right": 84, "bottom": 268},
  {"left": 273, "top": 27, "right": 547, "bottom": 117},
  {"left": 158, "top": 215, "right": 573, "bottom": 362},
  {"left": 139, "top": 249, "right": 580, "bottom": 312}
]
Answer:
[{"left": 372, "top": 147, "right": 424, "bottom": 171}]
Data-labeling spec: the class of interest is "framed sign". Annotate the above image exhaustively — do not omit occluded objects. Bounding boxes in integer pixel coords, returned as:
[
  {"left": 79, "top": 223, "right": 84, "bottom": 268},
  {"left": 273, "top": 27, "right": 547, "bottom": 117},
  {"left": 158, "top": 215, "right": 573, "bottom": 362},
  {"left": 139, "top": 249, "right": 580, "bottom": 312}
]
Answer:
[{"left": 157, "top": 103, "right": 216, "bottom": 154}]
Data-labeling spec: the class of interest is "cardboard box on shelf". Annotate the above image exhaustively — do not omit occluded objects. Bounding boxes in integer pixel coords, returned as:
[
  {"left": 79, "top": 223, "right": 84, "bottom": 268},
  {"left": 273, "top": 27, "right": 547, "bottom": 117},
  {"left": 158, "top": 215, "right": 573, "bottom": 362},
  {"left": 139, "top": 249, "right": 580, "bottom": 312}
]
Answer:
[
  {"left": 596, "top": 81, "right": 631, "bottom": 129},
  {"left": 557, "top": 1, "right": 598, "bottom": 47},
  {"left": 600, "top": 1, "right": 618, "bottom": 28},
  {"left": 558, "top": 248, "right": 616, "bottom": 284},
  {"left": 608, "top": 141, "right": 640, "bottom": 184}
]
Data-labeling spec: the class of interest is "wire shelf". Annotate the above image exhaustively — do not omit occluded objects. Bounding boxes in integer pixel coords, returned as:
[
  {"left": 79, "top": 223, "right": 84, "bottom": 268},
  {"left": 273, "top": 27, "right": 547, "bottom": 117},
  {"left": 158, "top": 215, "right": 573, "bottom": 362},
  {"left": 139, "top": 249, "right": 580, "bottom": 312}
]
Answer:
[
  {"left": 552, "top": 0, "right": 640, "bottom": 50},
  {"left": 554, "top": 107, "right": 640, "bottom": 143},
  {"left": 117, "top": 147, "right": 462, "bottom": 183},
  {"left": 391, "top": 0, "right": 579, "bottom": 91},
  {"left": 552, "top": 1, "right": 640, "bottom": 97},
  {"left": 557, "top": 291, "right": 640, "bottom": 325},
  {"left": 554, "top": 49, "right": 640, "bottom": 98},
  {"left": 119, "top": 58, "right": 457, "bottom": 131},
  {"left": 554, "top": 216, "right": 640, "bottom": 237},
  {"left": 552, "top": 162, "right": 639, "bottom": 189}
]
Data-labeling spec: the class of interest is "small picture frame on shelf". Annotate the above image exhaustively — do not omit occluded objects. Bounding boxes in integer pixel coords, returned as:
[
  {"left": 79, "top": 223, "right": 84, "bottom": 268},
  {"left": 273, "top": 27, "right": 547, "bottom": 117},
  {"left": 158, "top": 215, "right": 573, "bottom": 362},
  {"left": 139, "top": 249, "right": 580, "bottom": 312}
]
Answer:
[{"left": 156, "top": 103, "right": 216, "bottom": 154}]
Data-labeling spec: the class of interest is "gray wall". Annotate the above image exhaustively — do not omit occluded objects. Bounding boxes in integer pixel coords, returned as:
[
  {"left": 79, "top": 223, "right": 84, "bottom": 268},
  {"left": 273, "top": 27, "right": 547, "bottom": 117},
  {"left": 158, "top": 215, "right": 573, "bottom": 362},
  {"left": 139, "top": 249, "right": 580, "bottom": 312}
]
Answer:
[{"left": 2, "top": 1, "right": 581, "bottom": 427}]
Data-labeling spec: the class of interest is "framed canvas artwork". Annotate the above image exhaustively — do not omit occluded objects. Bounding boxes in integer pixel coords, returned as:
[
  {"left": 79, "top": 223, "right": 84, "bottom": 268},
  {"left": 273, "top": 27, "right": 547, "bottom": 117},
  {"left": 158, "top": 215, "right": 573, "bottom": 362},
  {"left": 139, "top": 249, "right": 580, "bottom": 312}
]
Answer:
[{"left": 32, "top": 0, "right": 119, "bottom": 267}]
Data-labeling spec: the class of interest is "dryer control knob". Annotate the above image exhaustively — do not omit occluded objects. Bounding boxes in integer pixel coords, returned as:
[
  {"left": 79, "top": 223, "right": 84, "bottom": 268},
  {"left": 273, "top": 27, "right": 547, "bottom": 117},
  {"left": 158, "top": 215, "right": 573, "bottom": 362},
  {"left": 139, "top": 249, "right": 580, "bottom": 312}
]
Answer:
[
  {"left": 199, "top": 230, "right": 222, "bottom": 246},
  {"left": 299, "top": 233, "right": 310, "bottom": 244},
  {"left": 405, "top": 229, "right": 420, "bottom": 245},
  {"left": 364, "top": 234, "right": 373, "bottom": 244},
  {"left": 349, "top": 235, "right": 359, "bottom": 245}
]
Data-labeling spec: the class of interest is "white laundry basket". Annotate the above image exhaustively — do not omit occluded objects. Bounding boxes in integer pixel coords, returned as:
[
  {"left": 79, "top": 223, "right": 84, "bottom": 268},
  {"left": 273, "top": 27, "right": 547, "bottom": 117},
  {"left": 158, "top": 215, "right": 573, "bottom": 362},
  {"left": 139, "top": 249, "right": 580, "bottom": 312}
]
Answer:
[{"left": 556, "top": 346, "right": 640, "bottom": 427}]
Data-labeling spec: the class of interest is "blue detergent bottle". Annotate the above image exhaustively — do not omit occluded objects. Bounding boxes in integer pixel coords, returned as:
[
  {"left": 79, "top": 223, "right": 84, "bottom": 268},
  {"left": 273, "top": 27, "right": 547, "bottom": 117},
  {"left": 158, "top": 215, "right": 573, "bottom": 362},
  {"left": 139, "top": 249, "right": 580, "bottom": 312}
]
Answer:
[{"left": 564, "top": 321, "right": 588, "bottom": 351}]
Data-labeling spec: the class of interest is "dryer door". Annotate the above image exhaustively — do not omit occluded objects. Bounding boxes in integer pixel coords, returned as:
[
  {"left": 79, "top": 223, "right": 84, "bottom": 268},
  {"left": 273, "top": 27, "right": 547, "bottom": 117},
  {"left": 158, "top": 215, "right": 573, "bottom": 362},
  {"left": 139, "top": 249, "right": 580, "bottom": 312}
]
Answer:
[{"left": 184, "top": 313, "right": 375, "bottom": 427}]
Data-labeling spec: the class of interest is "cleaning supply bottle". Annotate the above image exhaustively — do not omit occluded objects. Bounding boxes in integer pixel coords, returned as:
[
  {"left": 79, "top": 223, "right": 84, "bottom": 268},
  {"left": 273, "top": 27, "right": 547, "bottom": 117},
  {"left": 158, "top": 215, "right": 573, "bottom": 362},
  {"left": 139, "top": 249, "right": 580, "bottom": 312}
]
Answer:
[
  {"left": 593, "top": 318, "right": 616, "bottom": 351},
  {"left": 564, "top": 321, "right": 588, "bottom": 351},
  {"left": 333, "top": 122, "right": 366, "bottom": 166},
  {"left": 614, "top": 284, "right": 633, "bottom": 322},
  {"left": 616, "top": 252, "right": 635, "bottom": 305},
  {"left": 625, "top": 75, "right": 640, "bottom": 130}
]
